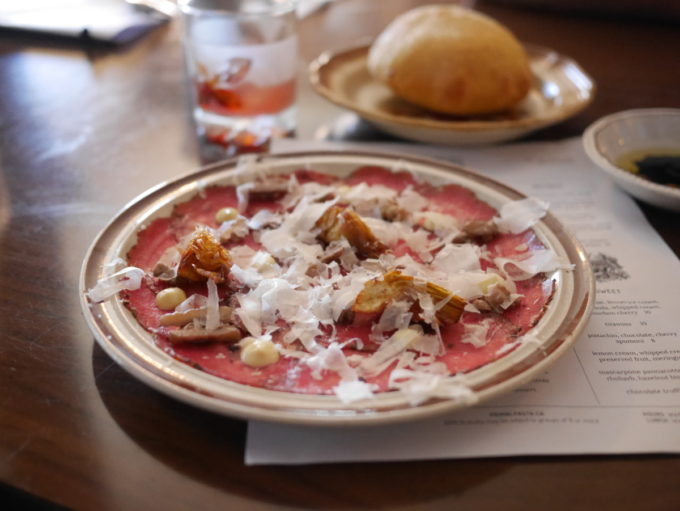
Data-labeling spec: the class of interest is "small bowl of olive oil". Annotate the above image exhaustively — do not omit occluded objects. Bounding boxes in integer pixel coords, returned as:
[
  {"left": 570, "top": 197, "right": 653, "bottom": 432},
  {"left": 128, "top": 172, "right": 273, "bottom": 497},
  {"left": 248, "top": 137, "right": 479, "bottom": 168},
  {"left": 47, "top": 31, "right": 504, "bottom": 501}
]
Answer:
[{"left": 583, "top": 108, "right": 680, "bottom": 212}]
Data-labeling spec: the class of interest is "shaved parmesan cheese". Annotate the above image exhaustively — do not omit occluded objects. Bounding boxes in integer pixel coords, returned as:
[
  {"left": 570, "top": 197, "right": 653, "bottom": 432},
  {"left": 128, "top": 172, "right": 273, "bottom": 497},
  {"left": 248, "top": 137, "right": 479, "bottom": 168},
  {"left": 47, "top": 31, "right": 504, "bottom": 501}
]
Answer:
[
  {"left": 281, "top": 179, "right": 335, "bottom": 209},
  {"left": 495, "top": 249, "right": 572, "bottom": 281},
  {"left": 236, "top": 182, "right": 255, "bottom": 212},
  {"left": 229, "top": 245, "right": 258, "bottom": 269},
  {"left": 235, "top": 293, "right": 263, "bottom": 337},
  {"left": 334, "top": 380, "right": 375, "bottom": 403},
  {"left": 414, "top": 211, "right": 460, "bottom": 237},
  {"left": 397, "top": 186, "right": 428, "bottom": 213},
  {"left": 360, "top": 326, "right": 423, "bottom": 377},
  {"left": 251, "top": 251, "right": 279, "bottom": 273},
  {"left": 216, "top": 215, "right": 249, "bottom": 241},
  {"left": 372, "top": 300, "right": 413, "bottom": 337},
  {"left": 259, "top": 196, "right": 335, "bottom": 261},
  {"left": 436, "top": 271, "right": 501, "bottom": 301},
  {"left": 409, "top": 334, "right": 441, "bottom": 356},
  {"left": 102, "top": 257, "right": 127, "bottom": 275},
  {"left": 246, "top": 209, "right": 282, "bottom": 230},
  {"left": 389, "top": 368, "right": 476, "bottom": 406},
  {"left": 461, "top": 320, "right": 492, "bottom": 348},
  {"left": 336, "top": 182, "right": 398, "bottom": 216},
  {"left": 496, "top": 197, "right": 549, "bottom": 234},
  {"left": 306, "top": 343, "right": 357, "bottom": 381},
  {"left": 175, "top": 293, "right": 208, "bottom": 313},
  {"left": 431, "top": 244, "right": 481, "bottom": 273},
  {"left": 231, "top": 154, "right": 263, "bottom": 184},
  {"left": 361, "top": 217, "right": 398, "bottom": 245},
  {"left": 87, "top": 266, "right": 144, "bottom": 302},
  {"left": 205, "top": 279, "right": 220, "bottom": 330}
]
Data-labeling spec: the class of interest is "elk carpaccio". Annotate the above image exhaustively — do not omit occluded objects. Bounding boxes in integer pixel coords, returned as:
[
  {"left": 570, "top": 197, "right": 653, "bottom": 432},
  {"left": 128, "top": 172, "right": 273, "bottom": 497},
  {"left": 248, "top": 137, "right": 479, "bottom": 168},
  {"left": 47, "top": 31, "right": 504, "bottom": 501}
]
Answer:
[{"left": 92, "top": 164, "right": 560, "bottom": 404}]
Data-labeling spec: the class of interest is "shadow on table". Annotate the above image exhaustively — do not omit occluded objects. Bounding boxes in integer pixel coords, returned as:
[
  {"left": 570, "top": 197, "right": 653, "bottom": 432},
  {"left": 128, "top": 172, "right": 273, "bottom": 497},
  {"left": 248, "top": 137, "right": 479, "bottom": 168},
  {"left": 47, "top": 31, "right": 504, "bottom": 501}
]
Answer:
[
  {"left": 92, "top": 343, "right": 511, "bottom": 508},
  {"left": 313, "top": 111, "right": 589, "bottom": 148}
]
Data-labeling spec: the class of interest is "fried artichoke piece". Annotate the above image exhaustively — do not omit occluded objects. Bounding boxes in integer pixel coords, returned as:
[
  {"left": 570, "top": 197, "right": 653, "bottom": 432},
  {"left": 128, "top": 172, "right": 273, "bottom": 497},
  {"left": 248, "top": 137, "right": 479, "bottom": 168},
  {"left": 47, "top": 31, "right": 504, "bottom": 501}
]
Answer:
[
  {"left": 353, "top": 270, "right": 465, "bottom": 324},
  {"left": 352, "top": 271, "right": 415, "bottom": 314},
  {"left": 316, "top": 205, "right": 346, "bottom": 243},
  {"left": 316, "top": 205, "right": 387, "bottom": 259},
  {"left": 177, "top": 229, "right": 232, "bottom": 283},
  {"left": 424, "top": 280, "right": 467, "bottom": 324}
]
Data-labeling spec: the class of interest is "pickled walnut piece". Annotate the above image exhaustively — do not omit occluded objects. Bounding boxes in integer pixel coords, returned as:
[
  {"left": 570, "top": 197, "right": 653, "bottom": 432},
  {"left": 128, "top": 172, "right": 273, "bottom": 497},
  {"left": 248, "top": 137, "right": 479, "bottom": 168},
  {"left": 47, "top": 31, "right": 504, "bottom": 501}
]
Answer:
[
  {"left": 353, "top": 270, "right": 466, "bottom": 324},
  {"left": 454, "top": 220, "right": 499, "bottom": 243},
  {"left": 316, "top": 205, "right": 387, "bottom": 259},
  {"left": 159, "top": 306, "right": 233, "bottom": 327},
  {"left": 178, "top": 230, "right": 232, "bottom": 283},
  {"left": 168, "top": 325, "right": 242, "bottom": 344}
]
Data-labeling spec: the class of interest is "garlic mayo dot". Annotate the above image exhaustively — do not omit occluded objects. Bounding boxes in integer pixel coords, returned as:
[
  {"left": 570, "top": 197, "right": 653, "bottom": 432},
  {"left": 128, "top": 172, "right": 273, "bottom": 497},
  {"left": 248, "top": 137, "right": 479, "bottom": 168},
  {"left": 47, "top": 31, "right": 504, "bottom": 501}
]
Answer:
[
  {"left": 216, "top": 207, "right": 238, "bottom": 224},
  {"left": 155, "top": 287, "right": 187, "bottom": 310},
  {"left": 239, "top": 337, "right": 280, "bottom": 368}
]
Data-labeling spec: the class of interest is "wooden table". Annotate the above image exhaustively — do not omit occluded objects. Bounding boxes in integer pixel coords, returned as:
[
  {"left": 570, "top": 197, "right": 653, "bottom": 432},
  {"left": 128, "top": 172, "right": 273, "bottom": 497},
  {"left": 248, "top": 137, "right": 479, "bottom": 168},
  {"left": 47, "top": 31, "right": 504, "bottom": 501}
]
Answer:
[{"left": 1, "top": 1, "right": 678, "bottom": 509}]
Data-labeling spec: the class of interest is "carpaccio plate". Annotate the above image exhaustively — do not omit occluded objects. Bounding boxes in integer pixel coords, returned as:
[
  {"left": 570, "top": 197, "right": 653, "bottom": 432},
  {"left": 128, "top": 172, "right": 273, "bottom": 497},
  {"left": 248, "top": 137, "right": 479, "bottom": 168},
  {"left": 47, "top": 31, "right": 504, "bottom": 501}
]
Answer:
[{"left": 80, "top": 151, "right": 594, "bottom": 426}]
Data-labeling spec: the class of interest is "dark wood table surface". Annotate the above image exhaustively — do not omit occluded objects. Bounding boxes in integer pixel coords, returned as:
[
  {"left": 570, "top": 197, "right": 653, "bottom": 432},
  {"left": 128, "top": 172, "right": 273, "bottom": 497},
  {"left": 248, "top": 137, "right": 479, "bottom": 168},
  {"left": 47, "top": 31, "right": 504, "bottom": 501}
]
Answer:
[{"left": 1, "top": 1, "right": 678, "bottom": 509}]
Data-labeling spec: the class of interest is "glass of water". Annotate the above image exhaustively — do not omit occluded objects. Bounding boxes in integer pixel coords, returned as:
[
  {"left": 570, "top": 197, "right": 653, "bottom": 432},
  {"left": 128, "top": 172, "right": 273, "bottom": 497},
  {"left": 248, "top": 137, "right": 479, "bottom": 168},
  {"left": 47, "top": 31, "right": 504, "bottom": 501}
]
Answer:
[{"left": 179, "top": 0, "right": 298, "bottom": 157}]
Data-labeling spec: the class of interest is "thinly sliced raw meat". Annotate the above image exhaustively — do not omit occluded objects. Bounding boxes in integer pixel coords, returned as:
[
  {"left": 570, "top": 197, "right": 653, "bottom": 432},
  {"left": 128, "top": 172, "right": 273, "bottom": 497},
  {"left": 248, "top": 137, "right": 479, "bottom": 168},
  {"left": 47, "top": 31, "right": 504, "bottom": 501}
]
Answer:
[
  {"left": 418, "top": 183, "right": 497, "bottom": 222},
  {"left": 119, "top": 167, "right": 557, "bottom": 396},
  {"left": 344, "top": 166, "right": 420, "bottom": 191}
]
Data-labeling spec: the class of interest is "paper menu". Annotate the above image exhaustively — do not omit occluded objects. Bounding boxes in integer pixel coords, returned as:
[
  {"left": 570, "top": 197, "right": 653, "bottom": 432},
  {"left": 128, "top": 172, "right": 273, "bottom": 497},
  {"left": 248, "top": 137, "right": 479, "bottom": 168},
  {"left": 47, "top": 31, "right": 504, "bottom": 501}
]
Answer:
[{"left": 246, "top": 137, "right": 680, "bottom": 465}]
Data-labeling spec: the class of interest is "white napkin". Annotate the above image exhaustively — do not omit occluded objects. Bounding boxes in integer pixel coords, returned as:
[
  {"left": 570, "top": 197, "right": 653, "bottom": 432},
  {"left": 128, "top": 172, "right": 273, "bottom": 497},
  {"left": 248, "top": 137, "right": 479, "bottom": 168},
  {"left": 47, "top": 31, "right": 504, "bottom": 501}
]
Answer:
[{"left": 0, "top": 0, "right": 168, "bottom": 44}]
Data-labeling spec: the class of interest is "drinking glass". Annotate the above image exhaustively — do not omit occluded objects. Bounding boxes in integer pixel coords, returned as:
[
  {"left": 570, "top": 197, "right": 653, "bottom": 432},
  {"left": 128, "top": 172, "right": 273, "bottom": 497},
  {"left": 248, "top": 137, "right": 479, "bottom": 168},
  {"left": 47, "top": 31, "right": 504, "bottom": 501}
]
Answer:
[{"left": 179, "top": 0, "right": 298, "bottom": 157}]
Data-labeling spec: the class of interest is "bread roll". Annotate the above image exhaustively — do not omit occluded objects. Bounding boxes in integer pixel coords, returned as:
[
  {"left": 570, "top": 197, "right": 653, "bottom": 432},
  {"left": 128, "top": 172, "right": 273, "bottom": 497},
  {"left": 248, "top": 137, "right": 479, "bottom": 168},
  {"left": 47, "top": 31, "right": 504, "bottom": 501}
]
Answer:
[{"left": 368, "top": 5, "right": 532, "bottom": 115}]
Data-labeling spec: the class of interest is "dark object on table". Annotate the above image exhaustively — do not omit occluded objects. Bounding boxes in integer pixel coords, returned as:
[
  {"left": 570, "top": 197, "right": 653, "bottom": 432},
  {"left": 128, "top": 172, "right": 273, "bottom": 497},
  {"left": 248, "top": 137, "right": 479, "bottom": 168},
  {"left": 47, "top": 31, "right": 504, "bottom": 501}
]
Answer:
[
  {"left": 635, "top": 156, "right": 680, "bottom": 188},
  {"left": 488, "top": 0, "right": 680, "bottom": 22}
]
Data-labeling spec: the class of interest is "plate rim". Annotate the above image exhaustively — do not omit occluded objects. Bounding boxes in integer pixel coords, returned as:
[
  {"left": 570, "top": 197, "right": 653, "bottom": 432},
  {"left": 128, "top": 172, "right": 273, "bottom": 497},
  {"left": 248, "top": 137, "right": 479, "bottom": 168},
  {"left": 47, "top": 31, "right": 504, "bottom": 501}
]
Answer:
[
  {"left": 80, "top": 150, "right": 595, "bottom": 426},
  {"left": 308, "top": 42, "right": 596, "bottom": 133}
]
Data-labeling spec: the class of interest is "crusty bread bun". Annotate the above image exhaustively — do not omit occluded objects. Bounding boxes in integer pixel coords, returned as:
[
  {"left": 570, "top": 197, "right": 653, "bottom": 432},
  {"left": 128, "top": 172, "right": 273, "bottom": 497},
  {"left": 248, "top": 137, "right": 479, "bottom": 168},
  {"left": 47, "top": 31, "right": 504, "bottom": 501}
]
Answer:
[{"left": 368, "top": 5, "right": 532, "bottom": 115}]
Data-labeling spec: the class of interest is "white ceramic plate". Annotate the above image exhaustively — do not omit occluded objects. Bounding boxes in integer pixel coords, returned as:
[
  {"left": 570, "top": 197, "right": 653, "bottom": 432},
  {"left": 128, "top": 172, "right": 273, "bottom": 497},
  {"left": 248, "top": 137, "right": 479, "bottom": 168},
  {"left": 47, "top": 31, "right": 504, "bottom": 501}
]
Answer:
[
  {"left": 309, "top": 44, "right": 595, "bottom": 146},
  {"left": 80, "top": 151, "right": 594, "bottom": 426},
  {"left": 583, "top": 108, "right": 680, "bottom": 212}
]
